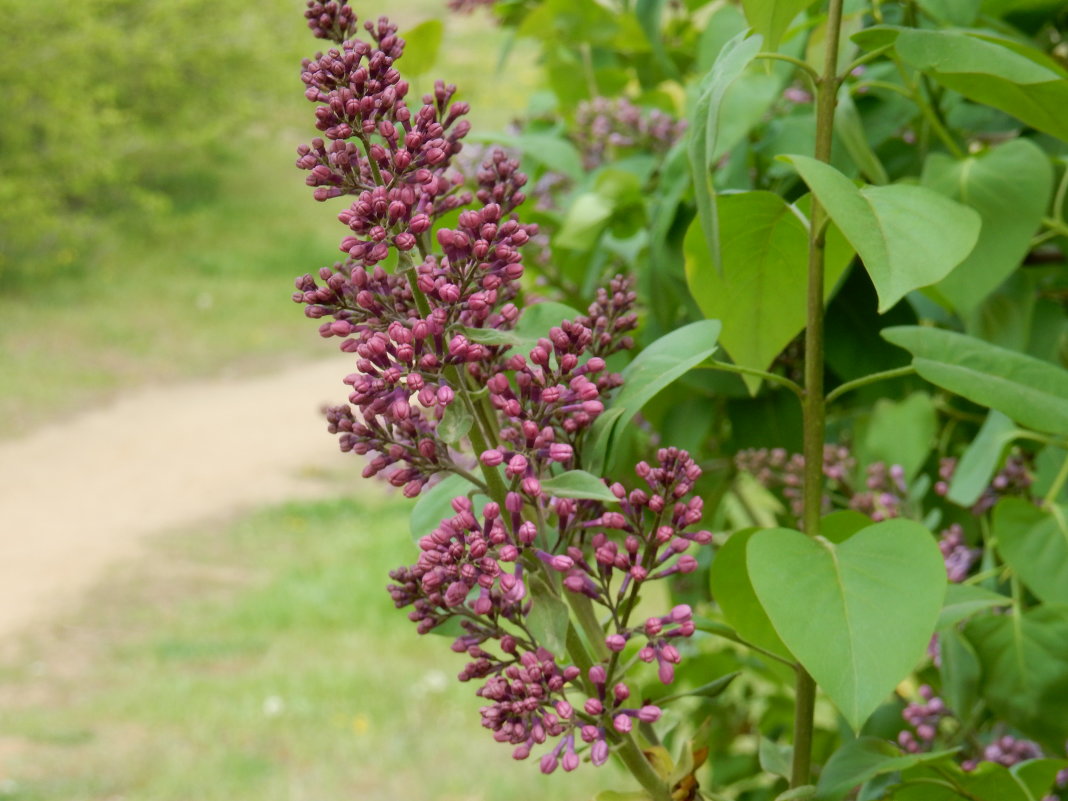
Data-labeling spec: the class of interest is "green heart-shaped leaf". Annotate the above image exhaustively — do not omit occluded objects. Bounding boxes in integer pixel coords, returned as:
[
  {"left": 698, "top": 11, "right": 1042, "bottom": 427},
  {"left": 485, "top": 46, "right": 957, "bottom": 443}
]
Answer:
[
  {"left": 747, "top": 520, "right": 946, "bottom": 730},
  {"left": 781, "top": 155, "right": 981, "bottom": 312}
]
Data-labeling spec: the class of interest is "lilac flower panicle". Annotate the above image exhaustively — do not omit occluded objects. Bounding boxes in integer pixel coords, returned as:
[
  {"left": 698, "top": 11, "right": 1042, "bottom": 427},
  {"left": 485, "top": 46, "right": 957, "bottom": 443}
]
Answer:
[
  {"left": 938, "top": 524, "right": 979, "bottom": 582},
  {"left": 291, "top": 4, "right": 702, "bottom": 779},
  {"left": 936, "top": 454, "right": 1034, "bottom": 515},
  {"left": 573, "top": 97, "right": 687, "bottom": 170},
  {"left": 304, "top": 0, "right": 359, "bottom": 43}
]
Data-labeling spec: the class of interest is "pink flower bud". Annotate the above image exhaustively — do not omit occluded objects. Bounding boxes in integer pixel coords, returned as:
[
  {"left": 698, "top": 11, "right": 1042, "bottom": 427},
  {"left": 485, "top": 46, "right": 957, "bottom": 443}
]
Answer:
[
  {"left": 638, "top": 705, "right": 662, "bottom": 723},
  {"left": 591, "top": 739, "right": 610, "bottom": 766},
  {"left": 606, "top": 634, "right": 627, "bottom": 652},
  {"left": 480, "top": 449, "right": 504, "bottom": 467},
  {"left": 613, "top": 714, "right": 632, "bottom": 733}
]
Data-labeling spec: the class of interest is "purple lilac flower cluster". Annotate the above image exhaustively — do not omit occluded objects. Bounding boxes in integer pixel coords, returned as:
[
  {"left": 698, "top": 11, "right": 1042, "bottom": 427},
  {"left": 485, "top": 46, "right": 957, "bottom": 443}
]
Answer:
[
  {"left": 935, "top": 453, "right": 1034, "bottom": 514},
  {"left": 938, "top": 523, "right": 980, "bottom": 582},
  {"left": 573, "top": 97, "right": 688, "bottom": 170},
  {"left": 848, "top": 461, "right": 909, "bottom": 521},
  {"left": 304, "top": 0, "right": 359, "bottom": 43},
  {"left": 898, "top": 684, "right": 951, "bottom": 752},
  {"left": 898, "top": 686, "right": 1068, "bottom": 799},
  {"left": 388, "top": 449, "right": 712, "bottom": 771},
  {"left": 291, "top": 4, "right": 710, "bottom": 777},
  {"left": 292, "top": 7, "right": 581, "bottom": 497},
  {"left": 734, "top": 445, "right": 855, "bottom": 521}
]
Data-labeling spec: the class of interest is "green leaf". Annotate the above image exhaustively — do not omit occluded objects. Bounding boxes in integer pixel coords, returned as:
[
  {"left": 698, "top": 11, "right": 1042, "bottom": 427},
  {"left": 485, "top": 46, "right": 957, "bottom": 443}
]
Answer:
[
  {"left": 527, "top": 582, "right": 571, "bottom": 657},
  {"left": 776, "top": 786, "right": 817, "bottom": 801},
  {"left": 861, "top": 392, "right": 937, "bottom": 481},
  {"left": 914, "top": 0, "right": 980, "bottom": 25},
  {"left": 946, "top": 410, "right": 1019, "bottom": 507},
  {"left": 683, "top": 192, "right": 853, "bottom": 393},
  {"left": 400, "top": 20, "right": 444, "bottom": 77},
  {"left": 965, "top": 604, "right": 1068, "bottom": 748},
  {"left": 437, "top": 401, "right": 473, "bottom": 445},
  {"left": 636, "top": 0, "right": 679, "bottom": 78},
  {"left": 889, "top": 28, "right": 1068, "bottom": 142},
  {"left": 1011, "top": 759, "right": 1068, "bottom": 799},
  {"left": 815, "top": 737, "right": 957, "bottom": 800},
  {"left": 539, "top": 470, "right": 619, "bottom": 503},
  {"left": 409, "top": 474, "right": 479, "bottom": 542},
  {"left": 938, "top": 583, "right": 1011, "bottom": 629},
  {"left": 922, "top": 139, "right": 1053, "bottom": 315},
  {"left": 475, "top": 131, "right": 585, "bottom": 181},
  {"left": 882, "top": 327, "right": 1068, "bottom": 435},
  {"left": 760, "top": 737, "right": 793, "bottom": 780},
  {"left": 740, "top": 0, "right": 817, "bottom": 50},
  {"left": 781, "top": 155, "right": 981, "bottom": 312},
  {"left": 556, "top": 192, "right": 615, "bottom": 251},
  {"left": 748, "top": 520, "right": 947, "bottom": 730},
  {"left": 996, "top": 499, "right": 1068, "bottom": 605},
  {"left": 688, "top": 31, "right": 764, "bottom": 274},
  {"left": 594, "top": 791, "right": 653, "bottom": 801},
  {"left": 894, "top": 760, "right": 1035, "bottom": 801},
  {"left": 821, "top": 510, "right": 872, "bottom": 543},
  {"left": 940, "top": 625, "right": 982, "bottom": 721},
  {"left": 835, "top": 90, "right": 889, "bottom": 185},
  {"left": 462, "top": 327, "right": 520, "bottom": 347},
  {"left": 710, "top": 528, "right": 794, "bottom": 662},
  {"left": 585, "top": 320, "right": 721, "bottom": 473},
  {"left": 658, "top": 671, "right": 740, "bottom": 703}
]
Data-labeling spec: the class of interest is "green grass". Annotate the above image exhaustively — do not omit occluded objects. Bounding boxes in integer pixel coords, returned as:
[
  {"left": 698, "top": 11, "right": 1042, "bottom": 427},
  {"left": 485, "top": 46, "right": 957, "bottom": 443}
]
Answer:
[
  {"left": 0, "top": 494, "right": 628, "bottom": 800},
  {"left": 0, "top": 0, "right": 539, "bottom": 437}
]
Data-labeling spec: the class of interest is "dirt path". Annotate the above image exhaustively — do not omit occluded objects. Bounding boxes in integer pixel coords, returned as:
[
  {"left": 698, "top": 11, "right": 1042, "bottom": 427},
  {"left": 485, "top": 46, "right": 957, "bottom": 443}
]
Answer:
[{"left": 0, "top": 356, "right": 360, "bottom": 640}]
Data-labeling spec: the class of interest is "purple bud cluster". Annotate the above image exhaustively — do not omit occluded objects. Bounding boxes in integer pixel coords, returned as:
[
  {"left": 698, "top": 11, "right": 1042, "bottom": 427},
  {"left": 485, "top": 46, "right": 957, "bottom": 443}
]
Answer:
[
  {"left": 290, "top": 3, "right": 693, "bottom": 779},
  {"left": 387, "top": 496, "right": 528, "bottom": 636},
  {"left": 387, "top": 449, "right": 712, "bottom": 770},
  {"left": 962, "top": 735, "right": 1044, "bottom": 770},
  {"left": 938, "top": 523, "right": 979, "bottom": 582},
  {"left": 735, "top": 445, "right": 855, "bottom": 521},
  {"left": 304, "top": 0, "right": 359, "bottom": 43},
  {"left": 935, "top": 454, "right": 1033, "bottom": 515},
  {"left": 898, "top": 685, "right": 951, "bottom": 752},
  {"left": 848, "top": 461, "right": 908, "bottom": 521},
  {"left": 573, "top": 97, "right": 688, "bottom": 170},
  {"left": 899, "top": 687, "right": 1064, "bottom": 793}
]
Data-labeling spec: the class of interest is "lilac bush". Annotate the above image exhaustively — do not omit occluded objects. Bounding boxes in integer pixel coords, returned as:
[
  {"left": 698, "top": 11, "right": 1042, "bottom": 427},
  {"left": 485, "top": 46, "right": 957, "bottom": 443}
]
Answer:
[{"left": 287, "top": 0, "right": 1068, "bottom": 798}]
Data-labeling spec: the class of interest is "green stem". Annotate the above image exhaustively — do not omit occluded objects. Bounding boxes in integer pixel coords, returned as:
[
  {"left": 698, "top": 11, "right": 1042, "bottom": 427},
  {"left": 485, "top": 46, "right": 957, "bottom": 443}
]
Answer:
[
  {"left": 396, "top": 251, "right": 509, "bottom": 510},
  {"left": 754, "top": 52, "right": 821, "bottom": 93},
  {"left": 825, "top": 365, "right": 917, "bottom": 403},
  {"left": 1044, "top": 453, "right": 1068, "bottom": 507},
  {"left": 889, "top": 60, "right": 965, "bottom": 158},
  {"left": 616, "top": 734, "right": 672, "bottom": 801},
  {"left": 1041, "top": 216, "right": 1068, "bottom": 239},
  {"left": 841, "top": 44, "right": 895, "bottom": 77},
  {"left": 698, "top": 361, "right": 804, "bottom": 399},
  {"left": 566, "top": 592, "right": 611, "bottom": 662},
  {"left": 791, "top": 0, "right": 846, "bottom": 787},
  {"left": 1052, "top": 164, "right": 1068, "bottom": 223}
]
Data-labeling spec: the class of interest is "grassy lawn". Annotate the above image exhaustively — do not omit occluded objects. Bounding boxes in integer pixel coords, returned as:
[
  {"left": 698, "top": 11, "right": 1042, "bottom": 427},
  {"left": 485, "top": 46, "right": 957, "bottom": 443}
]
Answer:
[
  {"left": 0, "top": 0, "right": 538, "bottom": 437},
  {"left": 0, "top": 493, "right": 626, "bottom": 800}
]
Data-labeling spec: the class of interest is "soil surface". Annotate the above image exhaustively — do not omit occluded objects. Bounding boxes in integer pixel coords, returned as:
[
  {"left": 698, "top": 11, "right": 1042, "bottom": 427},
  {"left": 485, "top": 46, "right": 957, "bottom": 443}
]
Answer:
[{"left": 0, "top": 356, "right": 358, "bottom": 640}]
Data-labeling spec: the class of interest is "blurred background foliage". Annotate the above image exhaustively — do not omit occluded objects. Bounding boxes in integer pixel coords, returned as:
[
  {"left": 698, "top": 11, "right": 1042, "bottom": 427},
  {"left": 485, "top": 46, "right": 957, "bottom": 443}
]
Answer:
[{"left": 0, "top": 0, "right": 535, "bottom": 434}]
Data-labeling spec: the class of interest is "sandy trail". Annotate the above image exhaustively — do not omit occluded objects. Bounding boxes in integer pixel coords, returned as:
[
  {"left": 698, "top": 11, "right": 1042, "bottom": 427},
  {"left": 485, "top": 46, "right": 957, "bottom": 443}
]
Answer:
[{"left": 0, "top": 356, "right": 358, "bottom": 640}]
